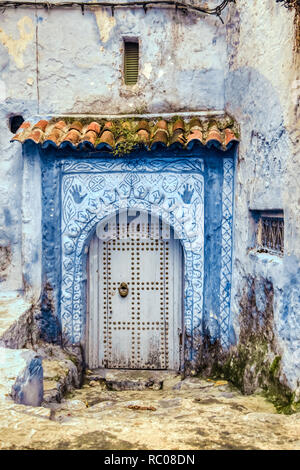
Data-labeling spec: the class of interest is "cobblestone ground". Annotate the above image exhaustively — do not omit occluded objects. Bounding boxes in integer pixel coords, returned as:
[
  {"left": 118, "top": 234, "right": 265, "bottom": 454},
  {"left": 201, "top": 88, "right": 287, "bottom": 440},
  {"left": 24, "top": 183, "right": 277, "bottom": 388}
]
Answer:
[{"left": 1, "top": 375, "right": 300, "bottom": 450}]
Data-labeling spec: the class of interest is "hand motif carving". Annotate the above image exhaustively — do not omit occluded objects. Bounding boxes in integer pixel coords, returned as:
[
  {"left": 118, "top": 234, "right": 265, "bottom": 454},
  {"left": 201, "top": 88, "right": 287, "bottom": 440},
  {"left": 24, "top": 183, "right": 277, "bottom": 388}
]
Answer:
[
  {"left": 70, "top": 184, "right": 87, "bottom": 204},
  {"left": 180, "top": 184, "right": 194, "bottom": 204}
]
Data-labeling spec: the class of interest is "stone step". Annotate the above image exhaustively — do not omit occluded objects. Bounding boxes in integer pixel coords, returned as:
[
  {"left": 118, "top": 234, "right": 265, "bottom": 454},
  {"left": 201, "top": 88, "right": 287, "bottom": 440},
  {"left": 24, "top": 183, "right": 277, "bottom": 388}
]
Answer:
[{"left": 86, "top": 369, "right": 181, "bottom": 391}]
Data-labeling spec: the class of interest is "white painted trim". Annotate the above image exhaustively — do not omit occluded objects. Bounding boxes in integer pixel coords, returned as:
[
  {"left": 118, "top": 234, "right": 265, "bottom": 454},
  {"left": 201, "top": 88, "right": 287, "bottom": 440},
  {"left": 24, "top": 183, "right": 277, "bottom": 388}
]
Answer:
[{"left": 26, "top": 110, "right": 226, "bottom": 123}]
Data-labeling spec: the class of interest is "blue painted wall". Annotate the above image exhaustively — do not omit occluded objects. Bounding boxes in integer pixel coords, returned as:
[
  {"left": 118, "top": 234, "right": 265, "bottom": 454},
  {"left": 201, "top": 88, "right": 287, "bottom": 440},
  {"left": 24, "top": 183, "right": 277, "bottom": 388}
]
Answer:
[{"left": 37, "top": 144, "right": 236, "bottom": 362}]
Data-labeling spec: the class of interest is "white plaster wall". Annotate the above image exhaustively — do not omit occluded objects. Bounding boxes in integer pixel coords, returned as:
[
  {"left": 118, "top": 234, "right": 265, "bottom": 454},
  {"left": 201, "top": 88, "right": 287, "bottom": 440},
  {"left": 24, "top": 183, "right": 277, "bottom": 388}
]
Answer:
[{"left": 37, "top": 6, "right": 226, "bottom": 113}]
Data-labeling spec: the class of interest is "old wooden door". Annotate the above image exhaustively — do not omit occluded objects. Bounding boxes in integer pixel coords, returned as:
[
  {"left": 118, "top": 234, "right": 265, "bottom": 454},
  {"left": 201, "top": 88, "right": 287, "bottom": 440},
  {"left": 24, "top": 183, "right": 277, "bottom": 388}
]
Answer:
[{"left": 87, "top": 211, "right": 182, "bottom": 370}]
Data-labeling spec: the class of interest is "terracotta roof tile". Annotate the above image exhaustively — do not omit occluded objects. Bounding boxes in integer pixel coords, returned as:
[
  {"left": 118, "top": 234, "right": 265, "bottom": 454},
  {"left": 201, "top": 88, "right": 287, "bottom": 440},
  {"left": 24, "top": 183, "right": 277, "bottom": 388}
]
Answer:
[
  {"left": 98, "top": 128, "right": 115, "bottom": 148},
  {"left": 86, "top": 121, "right": 101, "bottom": 134},
  {"left": 69, "top": 120, "right": 83, "bottom": 133},
  {"left": 206, "top": 122, "right": 223, "bottom": 148},
  {"left": 54, "top": 120, "right": 67, "bottom": 131},
  {"left": 170, "top": 119, "right": 186, "bottom": 147},
  {"left": 11, "top": 116, "right": 239, "bottom": 153},
  {"left": 172, "top": 119, "right": 184, "bottom": 132},
  {"left": 137, "top": 129, "right": 150, "bottom": 145},
  {"left": 33, "top": 119, "right": 48, "bottom": 132},
  {"left": 28, "top": 128, "right": 44, "bottom": 144},
  {"left": 137, "top": 120, "right": 150, "bottom": 132},
  {"left": 224, "top": 127, "right": 239, "bottom": 148},
  {"left": 63, "top": 128, "right": 81, "bottom": 145},
  {"left": 20, "top": 121, "right": 31, "bottom": 130}
]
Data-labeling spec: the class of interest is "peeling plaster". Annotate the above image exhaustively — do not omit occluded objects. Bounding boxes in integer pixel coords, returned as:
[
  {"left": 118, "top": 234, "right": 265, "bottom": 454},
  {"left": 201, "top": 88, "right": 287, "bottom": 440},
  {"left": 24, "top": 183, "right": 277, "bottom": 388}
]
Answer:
[
  {"left": 142, "top": 62, "right": 152, "bottom": 80},
  {"left": 93, "top": 8, "right": 116, "bottom": 44},
  {"left": 0, "top": 17, "right": 34, "bottom": 69}
]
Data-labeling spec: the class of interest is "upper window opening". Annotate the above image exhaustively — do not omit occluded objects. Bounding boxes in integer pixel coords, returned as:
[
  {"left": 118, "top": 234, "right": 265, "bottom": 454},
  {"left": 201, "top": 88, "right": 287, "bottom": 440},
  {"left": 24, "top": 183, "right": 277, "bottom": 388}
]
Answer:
[
  {"left": 252, "top": 210, "right": 284, "bottom": 255},
  {"left": 9, "top": 115, "right": 24, "bottom": 134},
  {"left": 124, "top": 40, "right": 139, "bottom": 86}
]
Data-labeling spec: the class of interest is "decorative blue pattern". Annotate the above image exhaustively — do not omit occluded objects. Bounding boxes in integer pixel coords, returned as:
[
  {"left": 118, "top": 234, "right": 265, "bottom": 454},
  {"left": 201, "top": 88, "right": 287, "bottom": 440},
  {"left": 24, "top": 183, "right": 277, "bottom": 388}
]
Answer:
[
  {"left": 39, "top": 150, "right": 236, "bottom": 362},
  {"left": 60, "top": 158, "right": 205, "bottom": 352},
  {"left": 220, "top": 158, "right": 234, "bottom": 348}
]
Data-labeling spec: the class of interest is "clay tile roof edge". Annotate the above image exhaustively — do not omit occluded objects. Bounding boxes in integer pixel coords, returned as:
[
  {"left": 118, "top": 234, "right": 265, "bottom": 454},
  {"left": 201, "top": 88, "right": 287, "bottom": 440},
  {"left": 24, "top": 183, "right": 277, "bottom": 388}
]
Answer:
[{"left": 10, "top": 116, "right": 239, "bottom": 151}]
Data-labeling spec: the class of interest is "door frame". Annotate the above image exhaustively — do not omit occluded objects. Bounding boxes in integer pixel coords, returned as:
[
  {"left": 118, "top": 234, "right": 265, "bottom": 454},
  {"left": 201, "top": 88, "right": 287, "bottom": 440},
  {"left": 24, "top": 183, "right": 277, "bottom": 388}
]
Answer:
[{"left": 86, "top": 213, "right": 185, "bottom": 371}]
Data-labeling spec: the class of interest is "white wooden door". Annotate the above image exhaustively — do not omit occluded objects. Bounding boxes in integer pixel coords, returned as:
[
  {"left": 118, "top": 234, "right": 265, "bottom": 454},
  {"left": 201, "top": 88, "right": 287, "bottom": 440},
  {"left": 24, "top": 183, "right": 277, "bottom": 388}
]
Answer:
[{"left": 87, "top": 212, "right": 182, "bottom": 370}]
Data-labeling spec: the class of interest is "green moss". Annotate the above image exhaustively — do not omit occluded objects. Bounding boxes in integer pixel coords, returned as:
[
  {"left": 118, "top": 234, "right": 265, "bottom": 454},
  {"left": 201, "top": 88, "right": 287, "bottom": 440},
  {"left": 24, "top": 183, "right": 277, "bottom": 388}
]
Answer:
[
  {"left": 67, "top": 354, "right": 79, "bottom": 367},
  {"left": 194, "top": 277, "right": 299, "bottom": 415},
  {"left": 269, "top": 355, "right": 281, "bottom": 377},
  {"left": 111, "top": 121, "right": 139, "bottom": 157},
  {"left": 219, "top": 344, "right": 299, "bottom": 415},
  {"left": 262, "top": 387, "right": 298, "bottom": 415},
  {"left": 48, "top": 116, "right": 105, "bottom": 126}
]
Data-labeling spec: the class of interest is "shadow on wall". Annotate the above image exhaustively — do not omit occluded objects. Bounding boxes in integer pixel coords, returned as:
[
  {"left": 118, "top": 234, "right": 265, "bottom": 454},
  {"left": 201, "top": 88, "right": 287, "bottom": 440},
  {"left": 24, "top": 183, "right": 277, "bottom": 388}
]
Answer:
[{"left": 225, "top": 66, "right": 289, "bottom": 146}]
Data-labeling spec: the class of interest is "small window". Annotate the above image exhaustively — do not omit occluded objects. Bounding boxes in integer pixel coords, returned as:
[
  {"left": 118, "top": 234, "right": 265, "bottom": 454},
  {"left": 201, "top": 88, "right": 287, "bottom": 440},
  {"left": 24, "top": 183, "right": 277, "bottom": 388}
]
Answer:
[
  {"left": 124, "top": 40, "right": 139, "bottom": 85},
  {"left": 252, "top": 210, "right": 284, "bottom": 255}
]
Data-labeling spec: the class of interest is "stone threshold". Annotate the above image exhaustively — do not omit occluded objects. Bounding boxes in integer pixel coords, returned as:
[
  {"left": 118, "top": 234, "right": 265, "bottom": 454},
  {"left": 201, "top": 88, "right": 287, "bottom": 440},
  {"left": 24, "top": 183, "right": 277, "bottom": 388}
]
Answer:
[{"left": 86, "top": 369, "right": 181, "bottom": 391}]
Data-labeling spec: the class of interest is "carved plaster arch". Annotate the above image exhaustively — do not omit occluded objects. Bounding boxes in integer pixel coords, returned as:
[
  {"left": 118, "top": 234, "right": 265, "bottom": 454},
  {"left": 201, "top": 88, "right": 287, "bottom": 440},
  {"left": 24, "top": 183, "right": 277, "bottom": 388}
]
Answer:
[{"left": 60, "top": 159, "right": 205, "bottom": 355}]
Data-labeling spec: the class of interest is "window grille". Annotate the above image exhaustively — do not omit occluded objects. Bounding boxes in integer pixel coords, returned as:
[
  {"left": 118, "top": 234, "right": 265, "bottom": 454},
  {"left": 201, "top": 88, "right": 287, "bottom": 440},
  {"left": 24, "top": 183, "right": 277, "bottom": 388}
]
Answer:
[
  {"left": 124, "top": 40, "right": 139, "bottom": 85},
  {"left": 254, "top": 211, "right": 284, "bottom": 254}
]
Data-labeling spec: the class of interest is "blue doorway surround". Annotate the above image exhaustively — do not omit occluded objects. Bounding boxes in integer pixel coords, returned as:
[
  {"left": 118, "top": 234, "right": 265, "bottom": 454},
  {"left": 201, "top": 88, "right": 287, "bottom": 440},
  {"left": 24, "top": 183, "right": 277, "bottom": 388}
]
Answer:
[{"left": 34, "top": 145, "right": 236, "bottom": 366}]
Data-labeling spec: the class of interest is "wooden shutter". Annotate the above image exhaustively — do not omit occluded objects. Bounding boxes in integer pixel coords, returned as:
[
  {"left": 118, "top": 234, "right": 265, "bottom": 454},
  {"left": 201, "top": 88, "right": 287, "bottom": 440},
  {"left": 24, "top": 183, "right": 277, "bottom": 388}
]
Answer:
[{"left": 124, "top": 41, "right": 139, "bottom": 85}]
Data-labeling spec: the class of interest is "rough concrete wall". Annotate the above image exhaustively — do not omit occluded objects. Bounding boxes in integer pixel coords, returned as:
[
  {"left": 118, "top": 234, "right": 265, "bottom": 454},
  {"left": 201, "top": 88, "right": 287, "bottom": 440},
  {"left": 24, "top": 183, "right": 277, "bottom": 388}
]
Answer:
[{"left": 225, "top": 0, "right": 300, "bottom": 392}]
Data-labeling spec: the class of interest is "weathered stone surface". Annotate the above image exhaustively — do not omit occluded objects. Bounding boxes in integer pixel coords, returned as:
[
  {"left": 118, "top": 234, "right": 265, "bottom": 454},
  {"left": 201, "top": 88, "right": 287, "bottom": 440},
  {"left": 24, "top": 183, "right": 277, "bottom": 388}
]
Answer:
[
  {"left": 0, "top": 303, "right": 41, "bottom": 350},
  {"left": 158, "top": 398, "right": 181, "bottom": 408},
  {"left": 0, "top": 376, "right": 300, "bottom": 450},
  {"left": 175, "top": 378, "right": 215, "bottom": 390},
  {"left": 11, "top": 353, "right": 43, "bottom": 407},
  {"left": 36, "top": 343, "right": 84, "bottom": 404},
  {"left": 0, "top": 291, "right": 83, "bottom": 406},
  {"left": 89, "top": 369, "right": 178, "bottom": 391},
  {"left": 0, "top": 292, "right": 31, "bottom": 340},
  {"left": 42, "top": 359, "right": 78, "bottom": 403},
  {"left": 0, "top": 347, "right": 43, "bottom": 407}
]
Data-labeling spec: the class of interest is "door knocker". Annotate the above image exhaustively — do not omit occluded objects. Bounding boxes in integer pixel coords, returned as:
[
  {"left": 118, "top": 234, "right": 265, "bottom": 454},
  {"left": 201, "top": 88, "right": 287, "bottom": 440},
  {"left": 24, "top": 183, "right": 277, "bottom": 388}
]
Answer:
[{"left": 118, "top": 282, "right": 129, "bottom": 298}]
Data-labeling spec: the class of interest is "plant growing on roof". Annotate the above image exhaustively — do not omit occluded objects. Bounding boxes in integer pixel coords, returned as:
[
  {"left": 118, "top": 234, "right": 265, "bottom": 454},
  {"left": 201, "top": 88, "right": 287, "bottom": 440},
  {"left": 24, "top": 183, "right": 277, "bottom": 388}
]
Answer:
[{"left": 112, "top": 120, "right": 139, "bottom": 157}]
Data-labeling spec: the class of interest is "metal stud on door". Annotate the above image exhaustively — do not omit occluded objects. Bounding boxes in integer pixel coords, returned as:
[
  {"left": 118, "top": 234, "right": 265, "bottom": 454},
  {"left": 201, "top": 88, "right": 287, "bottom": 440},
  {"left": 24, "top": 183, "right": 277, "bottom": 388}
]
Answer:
[{"left": 87, "top": 211, "right": 182, "bottom": 370}]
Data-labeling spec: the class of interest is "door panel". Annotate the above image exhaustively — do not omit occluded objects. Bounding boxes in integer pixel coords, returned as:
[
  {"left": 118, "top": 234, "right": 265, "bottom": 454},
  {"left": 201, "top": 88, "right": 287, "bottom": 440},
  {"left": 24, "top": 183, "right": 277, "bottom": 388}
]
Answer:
[{"left": 87, "top": 211, "right": 182, "bottom": 370}]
